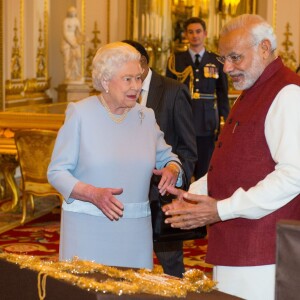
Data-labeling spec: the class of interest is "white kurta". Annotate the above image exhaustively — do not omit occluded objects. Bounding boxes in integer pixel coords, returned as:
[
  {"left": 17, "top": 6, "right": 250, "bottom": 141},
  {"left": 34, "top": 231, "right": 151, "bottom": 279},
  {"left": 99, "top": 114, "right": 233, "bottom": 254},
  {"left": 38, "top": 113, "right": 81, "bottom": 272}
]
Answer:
[{"left": 48, "top": 96, "right": 180, "bottom": 269}]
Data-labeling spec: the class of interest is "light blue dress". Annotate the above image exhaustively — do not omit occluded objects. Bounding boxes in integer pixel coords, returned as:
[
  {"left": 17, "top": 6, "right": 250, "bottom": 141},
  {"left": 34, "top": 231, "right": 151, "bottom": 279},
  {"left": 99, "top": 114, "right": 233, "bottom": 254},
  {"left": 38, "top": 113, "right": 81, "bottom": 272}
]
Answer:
[{"left": 47, "top": 96, "right": 180, "bottom": 269}]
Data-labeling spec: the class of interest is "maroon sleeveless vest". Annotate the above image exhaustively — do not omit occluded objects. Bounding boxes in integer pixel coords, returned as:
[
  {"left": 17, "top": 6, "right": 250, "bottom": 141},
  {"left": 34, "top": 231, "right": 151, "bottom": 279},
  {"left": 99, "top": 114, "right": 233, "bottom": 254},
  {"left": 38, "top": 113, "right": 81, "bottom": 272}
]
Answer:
[{"left": 206, "top": 58, "right": 300, "bottom": 266}]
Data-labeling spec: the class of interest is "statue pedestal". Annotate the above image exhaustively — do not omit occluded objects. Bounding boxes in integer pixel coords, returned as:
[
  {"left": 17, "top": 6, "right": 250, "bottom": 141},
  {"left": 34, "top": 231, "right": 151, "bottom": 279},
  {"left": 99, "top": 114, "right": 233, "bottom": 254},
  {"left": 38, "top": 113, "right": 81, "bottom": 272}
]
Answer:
[{"left": 56, "top": 83, "right": 91, "bottom": 102}]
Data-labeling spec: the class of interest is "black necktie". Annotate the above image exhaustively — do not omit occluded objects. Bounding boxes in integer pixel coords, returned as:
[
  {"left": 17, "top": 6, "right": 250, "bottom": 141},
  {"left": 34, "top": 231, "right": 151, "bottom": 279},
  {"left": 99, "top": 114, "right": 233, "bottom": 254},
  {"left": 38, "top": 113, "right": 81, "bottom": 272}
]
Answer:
[{"left": 195, "top": 54, "right": 200, "bottom": 66}]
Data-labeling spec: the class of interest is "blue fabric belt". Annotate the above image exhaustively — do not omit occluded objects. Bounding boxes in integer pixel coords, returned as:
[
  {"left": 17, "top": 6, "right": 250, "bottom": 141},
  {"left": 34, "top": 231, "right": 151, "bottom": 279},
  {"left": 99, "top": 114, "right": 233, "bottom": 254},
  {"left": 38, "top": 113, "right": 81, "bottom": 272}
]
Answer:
[{"left": 63, "top": 200, "right": 151, "bottom": 219}]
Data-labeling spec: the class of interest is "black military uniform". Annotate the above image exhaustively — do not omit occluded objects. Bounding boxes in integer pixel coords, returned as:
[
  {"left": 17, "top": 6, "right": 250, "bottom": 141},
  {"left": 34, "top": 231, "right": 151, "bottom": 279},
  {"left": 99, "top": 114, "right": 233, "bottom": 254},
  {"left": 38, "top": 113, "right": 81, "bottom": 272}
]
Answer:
[{"left": 166, "top": 49, "right": 230, "bottom": 179}]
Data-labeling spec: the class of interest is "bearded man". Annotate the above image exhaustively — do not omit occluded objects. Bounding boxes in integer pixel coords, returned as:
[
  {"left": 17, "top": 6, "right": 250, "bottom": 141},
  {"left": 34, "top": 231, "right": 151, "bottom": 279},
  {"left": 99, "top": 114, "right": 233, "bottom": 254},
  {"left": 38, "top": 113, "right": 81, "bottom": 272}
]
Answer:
[{"left": 163, "top": 14, "right": 300, "bottom": 300}]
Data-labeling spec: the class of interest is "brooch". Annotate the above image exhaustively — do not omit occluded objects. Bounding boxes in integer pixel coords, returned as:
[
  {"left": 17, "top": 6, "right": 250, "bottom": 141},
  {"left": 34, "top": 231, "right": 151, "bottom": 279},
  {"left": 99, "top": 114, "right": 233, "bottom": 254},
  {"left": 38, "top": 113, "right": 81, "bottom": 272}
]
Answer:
[{"left": 138, "top": 109, "right": 145, "bottom": 125}]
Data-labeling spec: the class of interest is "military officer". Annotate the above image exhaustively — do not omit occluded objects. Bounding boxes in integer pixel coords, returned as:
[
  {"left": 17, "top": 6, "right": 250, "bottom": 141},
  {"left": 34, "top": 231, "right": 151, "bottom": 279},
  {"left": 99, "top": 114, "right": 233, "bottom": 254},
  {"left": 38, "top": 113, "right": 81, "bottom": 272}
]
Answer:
[{"left": 166, "top": 17, "right": 230, "bottom": 180}]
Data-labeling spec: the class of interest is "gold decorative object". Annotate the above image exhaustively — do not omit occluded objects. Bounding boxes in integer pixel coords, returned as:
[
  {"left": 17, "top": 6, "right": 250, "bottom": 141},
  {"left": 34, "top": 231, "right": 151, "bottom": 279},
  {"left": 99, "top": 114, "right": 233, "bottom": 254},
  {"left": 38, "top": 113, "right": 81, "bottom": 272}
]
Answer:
[
  {"left": 4, "top": 2, "right": 51, "bottom": 108},
  {"left": 85, "top": 21, "right": 101, "bottom": 83},
  {"left": 6, "top": 19, "right": 51, "bottom": 107},
  {"left": 23, "top": 78, "right": 50, "bottom": 95},
  {"left": 0, "top": 154, "right": 19, "bottom": 212},
  {"left": 278, "top": 23, "right": 298, "bottom": 72},
  {"left": 127, "top": 1, "right": 170, "bottom": 74},
  {"left": 14, "top": 129, "right": 63, "bottom": 224},
  {"left": 36, "top": 21, "right": 46, "bottom": 79},
  {"left": 5, "top": 18, "right": 25, "bottom": 104},
  {"left": 141, "top": 36, "right": 169, "bottom": 74},
  {"left": 167, "top": 53, "right": 194, "bottom": 95},
  {"left": 0, "top": 253, "right": 216, "bottom": 297},
  {"left": 221, "top": 0, "right": 241, "bottom": 16},
  {"left": 171, "top": 0, "right": 192, "bottom": 53},
  {"left": 169, "top": 3, "right": 193, "bottom": 52},
  {"left": 11, "top": 18, "right": 22, "bottom": 80},
  {"left": 22, "top": 20, "right": 51, "bottom": 103},
  {"left": 5, "top": 79, "right": 24, "bottom": 96}
]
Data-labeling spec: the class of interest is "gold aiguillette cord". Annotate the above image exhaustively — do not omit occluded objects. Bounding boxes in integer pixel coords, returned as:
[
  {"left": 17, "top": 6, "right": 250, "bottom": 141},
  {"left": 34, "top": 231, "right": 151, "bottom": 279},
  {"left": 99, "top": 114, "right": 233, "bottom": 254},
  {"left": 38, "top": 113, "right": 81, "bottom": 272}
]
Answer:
[{"left": 38, "top": 272, "right": 48, "bottom": 300}]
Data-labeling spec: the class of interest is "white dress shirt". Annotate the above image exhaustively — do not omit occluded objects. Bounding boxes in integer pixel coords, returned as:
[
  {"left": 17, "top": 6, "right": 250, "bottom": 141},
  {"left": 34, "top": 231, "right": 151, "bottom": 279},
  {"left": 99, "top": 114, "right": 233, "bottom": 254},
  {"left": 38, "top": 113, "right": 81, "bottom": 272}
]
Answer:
[
  {"left": 139, "top": 69, "right": 152, "bottom": 106},
  {"left": 139, "top": 68, "right": 183, "bottom": 186},
  {"left": 189, "top": 84, "right": 300, "bottom": 220},
  {"left": 188, "top": 48, "right": 205, "bottom": 63}
]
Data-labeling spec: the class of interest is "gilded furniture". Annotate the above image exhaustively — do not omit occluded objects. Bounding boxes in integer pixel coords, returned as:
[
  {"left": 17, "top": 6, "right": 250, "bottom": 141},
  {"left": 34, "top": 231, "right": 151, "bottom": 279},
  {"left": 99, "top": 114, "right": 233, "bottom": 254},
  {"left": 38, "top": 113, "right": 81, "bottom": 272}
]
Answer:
[
  {"left": 0, "top": 102, "right": 66, "bottom": 213},
  {"left": 0, "top": 154, "right": 19, "bottom": 211},
  {"left": 14, "top": 129, "right": 63, "bottom": 224}
]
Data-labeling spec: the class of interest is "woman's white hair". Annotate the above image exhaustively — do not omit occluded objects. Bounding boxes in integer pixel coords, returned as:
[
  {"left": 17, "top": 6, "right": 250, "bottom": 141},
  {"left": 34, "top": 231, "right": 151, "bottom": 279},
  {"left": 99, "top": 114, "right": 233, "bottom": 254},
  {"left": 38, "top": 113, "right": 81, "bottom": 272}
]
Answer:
[
  {"left": 220, "top": 14, "right": 277, "bottom": 51},
  {"left": 92, "top": 42, "right": 141, "bottom": 92}
]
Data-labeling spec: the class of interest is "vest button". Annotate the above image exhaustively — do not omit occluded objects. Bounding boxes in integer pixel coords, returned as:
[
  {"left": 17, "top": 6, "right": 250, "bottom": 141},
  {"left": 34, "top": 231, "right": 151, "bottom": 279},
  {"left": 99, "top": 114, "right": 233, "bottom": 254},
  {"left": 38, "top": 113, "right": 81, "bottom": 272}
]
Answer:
[
  {"left": 208, "top": 165, "right": 213, "bottom": 171},
  {"left": 218, "top": 142, "right": 222, "bottom": 148},
  {"left": 228, "top": 118, "right": 233, "bottom": 124}
]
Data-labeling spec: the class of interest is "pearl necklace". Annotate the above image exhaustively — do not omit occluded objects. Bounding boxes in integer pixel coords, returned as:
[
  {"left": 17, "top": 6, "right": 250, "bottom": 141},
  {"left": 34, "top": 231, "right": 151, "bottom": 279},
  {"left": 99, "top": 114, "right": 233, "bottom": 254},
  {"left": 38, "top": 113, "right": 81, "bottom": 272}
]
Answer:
[{"left": 99, "top": 95, "right": 129, "bottom": 123}]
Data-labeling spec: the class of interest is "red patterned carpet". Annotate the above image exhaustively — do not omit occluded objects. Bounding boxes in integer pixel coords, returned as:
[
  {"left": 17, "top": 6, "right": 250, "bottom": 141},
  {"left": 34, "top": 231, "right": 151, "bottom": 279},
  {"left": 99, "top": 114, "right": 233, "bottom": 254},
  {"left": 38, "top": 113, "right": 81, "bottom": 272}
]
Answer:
[
  {"left": 0, "top": 210, "right": 213, "bottom": 274},
  {"left": 0, "top": 210, "right": 60, "bottom": 258}
]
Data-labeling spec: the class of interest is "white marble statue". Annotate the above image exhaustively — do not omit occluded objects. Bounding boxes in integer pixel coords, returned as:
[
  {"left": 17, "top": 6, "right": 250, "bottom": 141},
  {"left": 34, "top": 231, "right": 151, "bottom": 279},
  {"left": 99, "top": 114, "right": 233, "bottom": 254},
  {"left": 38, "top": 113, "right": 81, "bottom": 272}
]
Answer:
[{"left": 61, "top": 6, "right": 85, "bottom": 84}]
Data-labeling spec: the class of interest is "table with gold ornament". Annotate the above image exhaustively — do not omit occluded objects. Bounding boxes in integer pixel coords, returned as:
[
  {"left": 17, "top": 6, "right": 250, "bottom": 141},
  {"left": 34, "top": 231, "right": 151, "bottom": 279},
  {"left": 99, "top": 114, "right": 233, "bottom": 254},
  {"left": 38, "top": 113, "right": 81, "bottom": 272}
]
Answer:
[{"left": 0, "top": 253, "right": 242, "bottom": 299}]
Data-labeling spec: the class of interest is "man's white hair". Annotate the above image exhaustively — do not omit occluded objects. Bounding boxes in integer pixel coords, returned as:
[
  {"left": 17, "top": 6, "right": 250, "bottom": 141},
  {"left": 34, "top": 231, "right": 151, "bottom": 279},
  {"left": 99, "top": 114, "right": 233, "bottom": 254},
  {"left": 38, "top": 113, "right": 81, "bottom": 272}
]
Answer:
[{"left": 220, "top": 14, "right": 277, "bottom": 51}]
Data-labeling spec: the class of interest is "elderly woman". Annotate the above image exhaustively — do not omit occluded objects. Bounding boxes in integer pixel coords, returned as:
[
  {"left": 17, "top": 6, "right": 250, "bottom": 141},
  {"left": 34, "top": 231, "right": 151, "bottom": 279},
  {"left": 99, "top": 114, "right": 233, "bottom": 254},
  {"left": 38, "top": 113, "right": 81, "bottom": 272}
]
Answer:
[{"left": 47, "top": 42, "right": 182, "bottom": 270}]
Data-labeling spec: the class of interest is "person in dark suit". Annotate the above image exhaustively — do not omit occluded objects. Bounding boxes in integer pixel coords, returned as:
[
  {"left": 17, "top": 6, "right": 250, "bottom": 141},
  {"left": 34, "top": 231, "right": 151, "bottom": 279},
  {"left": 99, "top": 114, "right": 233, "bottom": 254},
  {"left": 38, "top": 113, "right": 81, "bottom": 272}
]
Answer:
[
  {"left": 166, "top": 17, "right": 230, "bottom": 180},
  {"left": 123, "top": 40, "right": 197, "bottom": 278}
]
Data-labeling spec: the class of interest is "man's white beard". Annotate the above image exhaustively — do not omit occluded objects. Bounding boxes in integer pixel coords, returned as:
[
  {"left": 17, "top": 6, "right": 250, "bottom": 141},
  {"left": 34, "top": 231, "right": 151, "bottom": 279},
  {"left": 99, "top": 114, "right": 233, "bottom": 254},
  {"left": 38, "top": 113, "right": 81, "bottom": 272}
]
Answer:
[{"left": 232, "top": 53, "right": 265, "bottom": 90}]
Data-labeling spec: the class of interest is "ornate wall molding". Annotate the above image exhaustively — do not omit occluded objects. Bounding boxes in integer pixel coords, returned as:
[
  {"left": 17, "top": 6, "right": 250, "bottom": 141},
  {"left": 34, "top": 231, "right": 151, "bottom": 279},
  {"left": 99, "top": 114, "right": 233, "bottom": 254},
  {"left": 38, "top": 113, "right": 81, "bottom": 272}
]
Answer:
[
  {"left": 44, "top": 0, "right": 48, "bottom": 79},
  {"left": 0, "top": 0, "right": 3, "bottom": 110}
]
